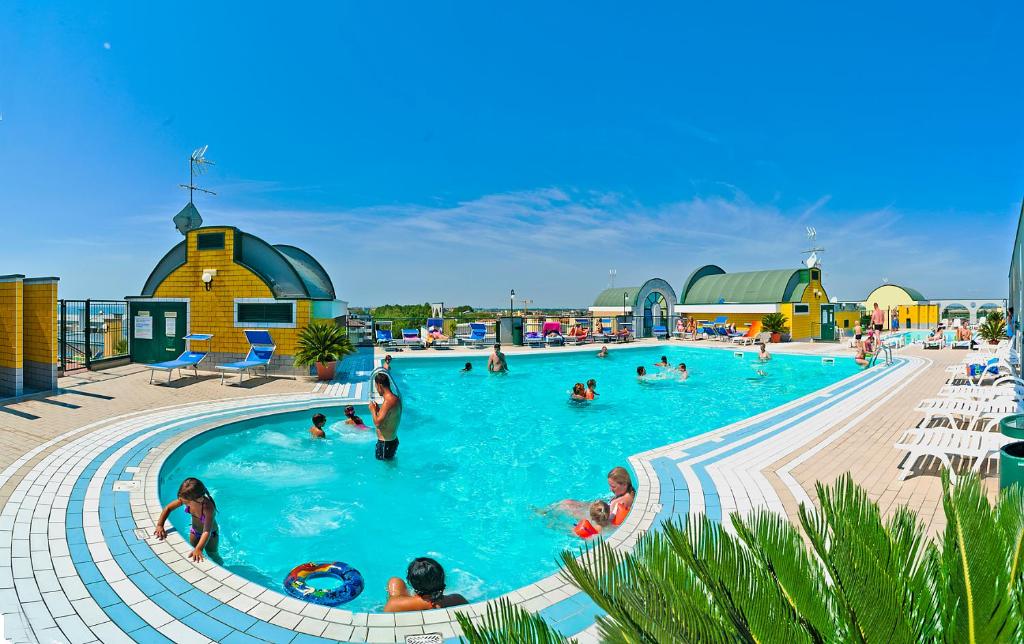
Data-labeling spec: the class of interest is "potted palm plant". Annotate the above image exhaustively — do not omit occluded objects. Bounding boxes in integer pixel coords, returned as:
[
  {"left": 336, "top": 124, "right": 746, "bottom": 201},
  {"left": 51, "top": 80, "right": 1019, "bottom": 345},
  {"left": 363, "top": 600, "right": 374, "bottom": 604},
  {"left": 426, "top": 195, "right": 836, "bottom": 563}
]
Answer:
[
  {"left": 294, "top": 321, "right": 355, "bottom": 381},
  {"left": 761, "top": 312, "right": 788, "bottom": 343},
  {"left": 978, "top": 310, "right": 1007, "bottom": 345}
]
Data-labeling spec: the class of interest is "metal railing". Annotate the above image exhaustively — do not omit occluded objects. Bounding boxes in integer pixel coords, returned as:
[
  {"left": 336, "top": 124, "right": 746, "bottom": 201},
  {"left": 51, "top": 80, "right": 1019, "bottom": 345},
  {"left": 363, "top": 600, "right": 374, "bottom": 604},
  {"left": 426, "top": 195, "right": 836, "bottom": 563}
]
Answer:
[{"left": 58, "top": 299, "right": 129, "bottom": 372}]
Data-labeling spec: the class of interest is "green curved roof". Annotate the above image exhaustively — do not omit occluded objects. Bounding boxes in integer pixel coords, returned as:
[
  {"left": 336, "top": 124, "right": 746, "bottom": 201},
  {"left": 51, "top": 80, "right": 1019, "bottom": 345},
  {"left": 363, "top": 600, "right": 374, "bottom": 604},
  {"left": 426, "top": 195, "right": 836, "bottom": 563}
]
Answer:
[
  {"left": 275, "top": 245, "right": 336, "bottom": 300},
  {"left": 141, "top": 216, "right": 336, "bottom": 300},
  {"left": 593, "top": 287, "right": 641, "bottom": 308},
  {"left": 681, "top": 267, "right": 810, "bottom": 304}
]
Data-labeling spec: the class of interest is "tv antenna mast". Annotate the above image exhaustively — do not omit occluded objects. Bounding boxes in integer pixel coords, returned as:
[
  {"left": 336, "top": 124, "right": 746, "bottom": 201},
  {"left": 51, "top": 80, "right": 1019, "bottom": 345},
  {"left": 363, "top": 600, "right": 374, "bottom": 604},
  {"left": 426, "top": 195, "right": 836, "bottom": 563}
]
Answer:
[
  {"left": 608, "top": 269, "right": 617, "bottom": 288},
  {"left": 179, "top": 145, "right": 216, "bottom": 204},
  {"left": 521, "top": 298, "right": 533, "bottom": 315},
  {"left": 802, "top": 226, "right": 824, "bottom": 269}
]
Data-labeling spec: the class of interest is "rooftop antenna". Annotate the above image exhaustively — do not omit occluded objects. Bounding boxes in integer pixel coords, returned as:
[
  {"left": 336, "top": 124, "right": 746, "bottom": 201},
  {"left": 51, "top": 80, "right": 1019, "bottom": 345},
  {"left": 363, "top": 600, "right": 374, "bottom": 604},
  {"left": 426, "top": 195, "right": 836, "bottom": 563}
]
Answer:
[
  {"left": 179, "top": 145, "right": 216, "bottom": 204},
  {"left": 521, "top": 298, "right": 533, "bottom": 315},
  {"left": 608, "top": 269, "right": 617, "bottom": 288},
  {"left": 802, "top": 226, "right": 824, "bottom": 269}
]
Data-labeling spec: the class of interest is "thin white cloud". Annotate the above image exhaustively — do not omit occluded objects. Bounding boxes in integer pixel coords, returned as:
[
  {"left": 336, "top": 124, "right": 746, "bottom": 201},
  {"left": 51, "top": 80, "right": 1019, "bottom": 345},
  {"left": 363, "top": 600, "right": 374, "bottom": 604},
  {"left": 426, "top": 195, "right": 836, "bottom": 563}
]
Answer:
[{"left": 181, "top": 188, "right": 1012, "bottom": 307}]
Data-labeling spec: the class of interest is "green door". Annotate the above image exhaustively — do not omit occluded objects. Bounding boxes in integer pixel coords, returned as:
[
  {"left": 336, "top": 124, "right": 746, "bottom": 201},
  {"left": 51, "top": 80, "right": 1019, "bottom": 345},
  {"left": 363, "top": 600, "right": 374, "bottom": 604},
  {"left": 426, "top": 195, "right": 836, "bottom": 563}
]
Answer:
[
  {"left": 820, "top": 304, "right": 835, "bottom": 341},
  {"left": 129, "top": 301, "right": 187, "bottom": 363}
]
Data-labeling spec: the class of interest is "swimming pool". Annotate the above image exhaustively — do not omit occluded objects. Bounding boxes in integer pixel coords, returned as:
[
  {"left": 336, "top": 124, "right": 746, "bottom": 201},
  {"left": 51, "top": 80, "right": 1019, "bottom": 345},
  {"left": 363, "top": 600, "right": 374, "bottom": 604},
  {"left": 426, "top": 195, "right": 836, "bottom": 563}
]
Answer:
[
  {"left": 159, "top": 345, "right": 860, "bottom": 612},
  {"left": 888, "top": 330, "right": 956, "bottom": 344}
]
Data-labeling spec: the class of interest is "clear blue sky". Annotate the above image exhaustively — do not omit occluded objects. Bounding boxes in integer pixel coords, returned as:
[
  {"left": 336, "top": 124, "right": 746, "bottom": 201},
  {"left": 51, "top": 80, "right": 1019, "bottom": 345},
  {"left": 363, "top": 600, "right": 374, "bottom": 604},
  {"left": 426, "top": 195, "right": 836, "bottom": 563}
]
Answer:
[{"left": 1, "top": 2, "right": 1021, "bottom": 306}]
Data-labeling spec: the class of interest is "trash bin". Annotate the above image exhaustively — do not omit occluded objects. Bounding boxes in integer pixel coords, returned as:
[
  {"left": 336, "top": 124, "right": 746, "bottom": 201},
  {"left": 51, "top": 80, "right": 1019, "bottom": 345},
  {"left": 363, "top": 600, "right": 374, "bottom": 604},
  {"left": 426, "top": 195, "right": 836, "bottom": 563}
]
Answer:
[
  {"left": 498, "top": 316, "right": 524, "bottom": 346},
  {"left": 999, "top": 415, "right": 1024, "bottom": 491}
]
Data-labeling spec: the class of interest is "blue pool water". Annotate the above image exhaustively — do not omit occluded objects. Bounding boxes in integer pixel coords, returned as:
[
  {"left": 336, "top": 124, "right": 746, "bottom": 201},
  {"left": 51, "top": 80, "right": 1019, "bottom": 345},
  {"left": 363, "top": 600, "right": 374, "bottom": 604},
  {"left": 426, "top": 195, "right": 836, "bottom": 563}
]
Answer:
[
  {"left": 889, "top": 330, "right": 956, "bottom": 344},
  {"left": 159, "top": 345, "right": 860, "bottom": 611}
]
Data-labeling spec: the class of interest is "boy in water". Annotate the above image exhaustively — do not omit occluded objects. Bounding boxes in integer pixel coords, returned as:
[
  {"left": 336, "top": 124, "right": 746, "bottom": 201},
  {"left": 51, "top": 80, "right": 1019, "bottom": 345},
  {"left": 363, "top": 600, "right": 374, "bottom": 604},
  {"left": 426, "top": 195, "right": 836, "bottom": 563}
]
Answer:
[
  {"left": 309, "top": 413, "right": 327, "bottom": 439},
  {"left": 585, "top": 378, "right": 598, "bottom": 400}
]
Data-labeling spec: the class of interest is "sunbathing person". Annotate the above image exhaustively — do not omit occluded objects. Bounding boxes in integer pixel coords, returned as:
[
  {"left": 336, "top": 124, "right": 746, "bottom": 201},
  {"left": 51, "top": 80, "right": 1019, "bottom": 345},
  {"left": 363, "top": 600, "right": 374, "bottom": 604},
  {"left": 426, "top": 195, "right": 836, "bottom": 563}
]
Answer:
[{"left": 675, "top": 318, "right": 686, "bottom": 335}]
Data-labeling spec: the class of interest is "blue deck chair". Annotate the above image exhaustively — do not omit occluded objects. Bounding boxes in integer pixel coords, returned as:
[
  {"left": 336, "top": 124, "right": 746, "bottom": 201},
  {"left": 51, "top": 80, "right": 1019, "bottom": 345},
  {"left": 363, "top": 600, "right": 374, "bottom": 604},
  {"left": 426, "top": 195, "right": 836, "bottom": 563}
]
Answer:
[
  {"left": 216, "top": 330, "right": 276, "bottom": 385},
  {"left": 146, "top": 334, "right": 213, "bottom": 384},
  {"left": 652, "top": 325, "right": 669, "bottom": 340},
  {"left": 458, "top": 323, "right": 488, "bottom": 347}
]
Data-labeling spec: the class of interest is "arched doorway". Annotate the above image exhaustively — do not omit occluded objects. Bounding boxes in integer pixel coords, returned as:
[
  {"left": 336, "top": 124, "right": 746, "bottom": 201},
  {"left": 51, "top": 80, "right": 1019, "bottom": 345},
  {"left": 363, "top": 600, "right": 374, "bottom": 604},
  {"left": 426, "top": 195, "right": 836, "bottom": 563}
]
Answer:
[{"left": 643, "top": 291, "right": 668, "bottom": 338}]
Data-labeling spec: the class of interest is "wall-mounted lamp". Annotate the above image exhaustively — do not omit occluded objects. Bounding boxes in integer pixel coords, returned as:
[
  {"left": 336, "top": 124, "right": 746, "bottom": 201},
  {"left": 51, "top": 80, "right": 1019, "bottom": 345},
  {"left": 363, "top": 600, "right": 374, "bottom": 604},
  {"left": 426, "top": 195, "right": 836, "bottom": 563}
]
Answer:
[{"left": 202, "top": 269, "right": 217, "bottom": 291}]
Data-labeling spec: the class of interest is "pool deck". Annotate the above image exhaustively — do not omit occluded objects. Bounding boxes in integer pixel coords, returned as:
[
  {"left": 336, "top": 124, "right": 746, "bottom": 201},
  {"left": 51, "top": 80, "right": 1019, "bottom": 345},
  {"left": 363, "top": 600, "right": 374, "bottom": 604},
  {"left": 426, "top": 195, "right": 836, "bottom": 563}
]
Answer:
[{"left": 0, "top": 339, "right": 1000, "bottom": 643}]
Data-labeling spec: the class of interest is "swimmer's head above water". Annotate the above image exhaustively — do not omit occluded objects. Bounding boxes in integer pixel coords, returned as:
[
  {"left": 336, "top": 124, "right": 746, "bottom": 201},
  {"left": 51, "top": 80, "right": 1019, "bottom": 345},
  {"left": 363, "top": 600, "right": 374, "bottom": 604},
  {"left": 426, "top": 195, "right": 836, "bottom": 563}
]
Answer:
[{"left": 636, "top": 366, "right": 646, "bottom": 376}]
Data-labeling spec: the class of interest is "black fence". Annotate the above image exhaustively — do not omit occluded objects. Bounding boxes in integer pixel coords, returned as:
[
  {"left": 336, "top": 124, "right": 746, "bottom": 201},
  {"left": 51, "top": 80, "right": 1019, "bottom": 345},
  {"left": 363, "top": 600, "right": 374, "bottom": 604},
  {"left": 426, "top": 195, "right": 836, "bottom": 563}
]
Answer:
[{"left": 58, "top": 299, "right": 129, "bottom": 372}]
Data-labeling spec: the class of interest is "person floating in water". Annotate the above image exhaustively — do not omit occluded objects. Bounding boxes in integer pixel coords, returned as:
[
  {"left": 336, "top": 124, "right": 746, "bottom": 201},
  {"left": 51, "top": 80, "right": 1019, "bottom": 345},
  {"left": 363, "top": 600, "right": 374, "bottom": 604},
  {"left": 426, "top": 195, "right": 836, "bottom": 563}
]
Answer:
[
  {"left": 488, "top": 344, "right": 508, "bottom": 373},
  {"left": 585, "top": 378, "right": 598, "bottom": 400},
  {"left": 570, "top": 383, "right": 587, "bottom": 401},
  {"left": 461, "top": 362, "right": 472, "bottom": 372},
  {"left": 573, "top": 500, "right": 612, "bottom": 539},
  {"left": 597, "top": 346, "right": 609, "bottom": 358},
  {"left": 369, "top": 372, "right": 402, "bottom": 461},
  {"left": 343, "top": 406, "right": 369, "bottom": 430},
  {"left": 654, "top": 355, "right": 669, "bottom": 368},
  {"left": 636, "top": 366, "right": 647, "bottom": 380},
  {"left": 384, "top": 557, "right": 468, "bottom": 613},
  {"left": 676, "top": 363, "right": 689, "bottom": 380},
  {"left": 154, "top": 477, "right": 221, "bottom": 563},
  {"left": 309, "top": 413, "right": 327, "bottom": 439},
  {"left": 552, "top": 467, "right": 636, "bottom": 526}
]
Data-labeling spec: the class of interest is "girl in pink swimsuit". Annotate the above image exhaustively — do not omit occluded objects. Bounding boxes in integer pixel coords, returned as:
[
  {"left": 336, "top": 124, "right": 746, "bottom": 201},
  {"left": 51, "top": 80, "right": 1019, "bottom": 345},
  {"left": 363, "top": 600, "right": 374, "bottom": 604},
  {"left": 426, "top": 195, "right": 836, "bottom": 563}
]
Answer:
[{"left": 154, "top": 478, "right": 220, "bottom": 563}]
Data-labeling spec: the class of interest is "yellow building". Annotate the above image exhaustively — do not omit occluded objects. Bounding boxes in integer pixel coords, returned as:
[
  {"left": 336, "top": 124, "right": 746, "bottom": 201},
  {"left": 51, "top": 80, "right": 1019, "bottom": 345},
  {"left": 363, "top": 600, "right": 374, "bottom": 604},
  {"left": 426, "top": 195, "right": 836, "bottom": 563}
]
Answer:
[
  {"left": 128, "top": 215, "right": 346, "bottom": 376},
  {"left": 861, "top": 283, "right": 938, "bottom": 330},
  {"left": 0, "top": 274, "right": 59, "bottom": 397},
  {"left": 676, "top": 265, "right": 835, "bottom": 340}
]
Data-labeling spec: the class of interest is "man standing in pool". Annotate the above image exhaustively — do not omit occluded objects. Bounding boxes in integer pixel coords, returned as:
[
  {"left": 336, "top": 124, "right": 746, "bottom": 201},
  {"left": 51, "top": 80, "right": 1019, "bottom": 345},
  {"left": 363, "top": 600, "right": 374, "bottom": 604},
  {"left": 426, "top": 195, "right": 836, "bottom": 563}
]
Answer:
[
  {"left": 369, "top": 372, "right": 402, "bottom": 461},
  {"left": 487, "top": 344, "right": 508, "bottom": 373}
]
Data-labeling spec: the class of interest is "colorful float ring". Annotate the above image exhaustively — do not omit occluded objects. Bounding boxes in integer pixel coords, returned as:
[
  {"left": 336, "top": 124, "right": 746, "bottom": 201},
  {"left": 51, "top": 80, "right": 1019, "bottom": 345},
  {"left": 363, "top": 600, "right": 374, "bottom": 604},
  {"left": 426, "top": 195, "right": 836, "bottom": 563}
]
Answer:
[{"left": 283, "top": 561, "right": 364, "bottom": 606}]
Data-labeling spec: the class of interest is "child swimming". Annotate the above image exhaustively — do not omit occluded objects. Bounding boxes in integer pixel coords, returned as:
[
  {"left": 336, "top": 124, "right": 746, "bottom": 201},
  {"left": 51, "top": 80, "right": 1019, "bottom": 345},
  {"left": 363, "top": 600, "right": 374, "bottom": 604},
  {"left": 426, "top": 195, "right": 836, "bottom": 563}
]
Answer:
[
  {"left": 309, "top": 413, "right": 327, "bottom": 439},
  {"left": 461, "top": 362, "right": 472, "bottom": 372},
  {"left": 676, "top": 363, "right": 689, "bottom": 381},
  {"left": 585, "top": 378, "right": 598, "bottom": 400},
  {"left": 570, "top": 383, "right": 587, "bottom": 401},
  {"left": 343, "top": 405, "right": 369, "bottom": 430},
  {"left": 154, "top": 477, "right": 220, "bottom": 563},
  {"left": 573, "top": 500, "right": 612, "bottom": 539}
]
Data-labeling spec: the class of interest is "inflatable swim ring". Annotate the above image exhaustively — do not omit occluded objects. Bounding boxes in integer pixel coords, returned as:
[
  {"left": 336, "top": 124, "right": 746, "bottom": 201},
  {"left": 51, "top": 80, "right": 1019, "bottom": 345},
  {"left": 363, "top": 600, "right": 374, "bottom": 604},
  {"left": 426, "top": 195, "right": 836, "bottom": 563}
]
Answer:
[{"left": 284, "top": 562, "right": 364, "bottom": 606}]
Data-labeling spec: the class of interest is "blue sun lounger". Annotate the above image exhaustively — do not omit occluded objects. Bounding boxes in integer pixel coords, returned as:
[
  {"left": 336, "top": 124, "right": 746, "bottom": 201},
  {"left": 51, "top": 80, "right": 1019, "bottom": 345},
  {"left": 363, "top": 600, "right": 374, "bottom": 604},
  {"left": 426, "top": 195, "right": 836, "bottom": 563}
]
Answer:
[
  {"left": 217, "top": 330, "right": 276, "bottom": 385},
  {"left": 458, "top": 323, "right": 489, "bottom": 347},
  {"left": 652, "top": 325, "right": 669, "bottom": 340},
  {"left": 146, "top": 334, "right": 213, "bottom": 384}
]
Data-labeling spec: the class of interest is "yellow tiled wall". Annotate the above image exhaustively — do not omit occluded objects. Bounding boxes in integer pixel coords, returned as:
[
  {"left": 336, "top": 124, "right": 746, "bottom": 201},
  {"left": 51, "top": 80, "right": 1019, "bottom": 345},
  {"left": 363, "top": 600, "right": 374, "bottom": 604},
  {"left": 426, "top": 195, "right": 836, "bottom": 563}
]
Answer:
[
  {"left": 0, "top": 279, "right": 23, "bottom": 370},
  {"left": 23, "top": 281, "right": 57, "bottom": 365},
  {"left": 899, "top": 304, "right": 939, "bottom": 328},
  {"left": 152, "top": 227, "right": 312, "bottom": 356},
  {"left": 835, "top": 310, "right": 862, "bottom": 330}
]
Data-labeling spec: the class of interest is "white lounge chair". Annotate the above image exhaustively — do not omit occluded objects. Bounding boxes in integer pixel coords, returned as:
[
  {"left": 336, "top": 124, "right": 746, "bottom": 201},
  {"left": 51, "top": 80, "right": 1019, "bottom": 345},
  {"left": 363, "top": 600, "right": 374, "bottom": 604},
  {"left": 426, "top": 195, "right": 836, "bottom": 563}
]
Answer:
[
  {"left": 894, "top": 426, "right": 1012, "bottom": 482},
  {"left": 938, "top": 383, "right": 1024, "bottom": 402},
  {"left": 915, "top": 397, "right": 1018, "bottom": 431}
]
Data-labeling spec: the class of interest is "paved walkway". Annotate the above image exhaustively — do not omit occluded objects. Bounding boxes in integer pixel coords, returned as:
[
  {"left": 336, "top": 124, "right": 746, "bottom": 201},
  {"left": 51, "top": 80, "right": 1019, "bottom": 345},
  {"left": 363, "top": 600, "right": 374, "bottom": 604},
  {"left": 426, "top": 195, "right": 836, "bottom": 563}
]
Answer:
[{"left": 0, "top": 340, "right": 1006, "bottom": 643}]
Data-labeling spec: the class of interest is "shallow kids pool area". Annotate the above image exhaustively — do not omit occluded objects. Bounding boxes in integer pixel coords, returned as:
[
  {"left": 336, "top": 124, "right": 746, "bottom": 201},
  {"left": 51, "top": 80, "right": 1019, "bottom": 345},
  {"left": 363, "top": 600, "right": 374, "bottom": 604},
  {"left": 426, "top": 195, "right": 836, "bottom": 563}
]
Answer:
[{"left": 159, "top": 346, "right": 860, "bottom": 612}]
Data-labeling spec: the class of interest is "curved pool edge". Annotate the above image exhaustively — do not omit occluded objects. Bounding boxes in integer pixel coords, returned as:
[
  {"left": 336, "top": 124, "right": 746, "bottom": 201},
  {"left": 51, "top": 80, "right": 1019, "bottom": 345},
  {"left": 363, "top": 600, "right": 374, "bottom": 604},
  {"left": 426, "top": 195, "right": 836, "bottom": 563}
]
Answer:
[{"left": 0, "top": 353, "right": 926, "bottom": 644}]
